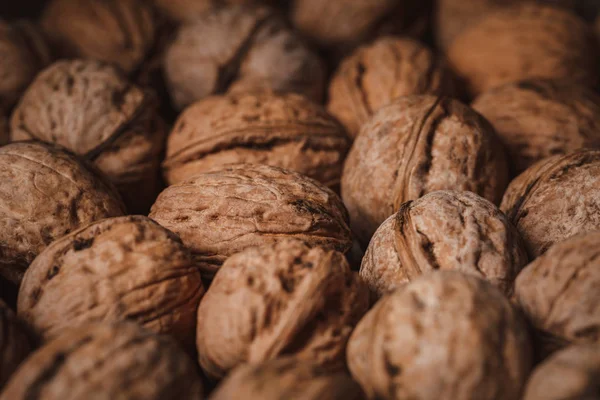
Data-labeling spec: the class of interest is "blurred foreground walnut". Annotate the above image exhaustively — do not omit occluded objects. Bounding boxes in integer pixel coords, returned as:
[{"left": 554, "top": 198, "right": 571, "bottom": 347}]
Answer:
[{"left": 0, "top": 299, "right": 32, "bottom": 390}]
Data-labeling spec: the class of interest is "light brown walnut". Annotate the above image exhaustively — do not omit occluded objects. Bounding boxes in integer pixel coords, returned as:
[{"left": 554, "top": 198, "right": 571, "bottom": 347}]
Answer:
[{"left": 0, "top": 299, "right": 33, "bottom": 390}]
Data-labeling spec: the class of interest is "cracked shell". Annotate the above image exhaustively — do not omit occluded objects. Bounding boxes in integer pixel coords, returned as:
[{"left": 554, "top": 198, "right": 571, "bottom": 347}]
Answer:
[{"left": 0, "top": 299, "right": 33, "bottom": 390}]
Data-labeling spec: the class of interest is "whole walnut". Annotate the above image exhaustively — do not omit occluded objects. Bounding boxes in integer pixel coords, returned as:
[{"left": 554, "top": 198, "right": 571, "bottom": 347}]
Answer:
[
  {"left": 0, "top": 142, "right": 125, "bottom": 285},
  {"left": 473, "top": 79, "right": 600, "bottom": 174},
  {"left": 0, "top": 299, "right": 33, "bottom": 390},
  {"left": 164, "top": 5, "right": 325, "bottom": 110},
  {"left": 342, "top": 95, "right": 508, "bottom": 246},
  {"left": 361, "top": 191, "right": 527, "bottom": 300},
  {"left": 501, "top": 149, "right": 600, "bottom": 258},
  {"left": 447, "top": 4, "right": 600, "bottom": 97},
  {"left": 163, "top": 91, "right": 350, "bottom": 188},
  {"left": 347, "top": 271, "right": 532, "bottom": 400},
  {"left": 150, "top": 163, "right": 352, "bottom": 280},
  {"left": 153, "top": 0, "right": 271, "bottom": 22},
  {"left": 327, "top": 37, "right": 456, "bottom": 139},
  {"left": 0, "top": 322, "right": 204, "bottom": 400},
  {"left": 11, "top": 60, "right": 166, "bottom": 214},
  {"left": 196, "top": 240, "right": 369, "bottom": 378}
]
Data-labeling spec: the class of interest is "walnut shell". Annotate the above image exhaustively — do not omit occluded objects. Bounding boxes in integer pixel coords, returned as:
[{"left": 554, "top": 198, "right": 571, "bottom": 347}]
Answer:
[
  {"left": 347, "top": 271, "right": 532, "bottom": 400},
  {"left": 196, "top": 240, "right": 368, "bottom": 378},
  {"left": 163, "top": 91, "right": 350, "bottom": 188},
  {"left": 164, "top": 5, "right": 325, "bottom": 110},
  {"left": 0, "top": 299, "right": 33, "bottom": 390},
  {"left": 341, "top": 95, "right": 508, "bottom": 246},
  {"left": 327, "top": 37, "right": 456, "bottom": 139},
  {"left": 0, "top": 141, "right": 125, "bottom": 285},
  {"left": 0, "top": 322, "right": 204, "bottom": 400},
  {"left": 500, "top": 149, "right": 600, "bottom": 258},
  {"left": 11, "top": 60, "right": 166, "bottom": 214},
  {"left": 149, "top": 163, "right": 352, "bottom": 280},
  {"left": 153, "top": 0, "right": 270, "bottom": 22},
  {"left": 447, "top": 4, "right": 600, "bottom": 97}
]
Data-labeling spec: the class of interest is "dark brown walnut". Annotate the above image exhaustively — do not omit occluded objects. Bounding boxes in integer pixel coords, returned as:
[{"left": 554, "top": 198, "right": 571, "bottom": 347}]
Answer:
[
  {"left": 347, "top": 271, "right": 532, "bottom": 400},
  {"left": 361, "top": 191, "right": 527, "bottom": 300},
  {"left": 153, "top": 0, "right": 272, "bottom": 22},
  {"left": 196, "top": 240, "right": 368, "bottom": 378},
  {"left": 163, "top": 91, "right": 350, "bottom": 188},
  {"left": 501, "top": 149, "right": 600, "bottom": 258},
  {"left": 447, "top": 4, "right": 600, "bottom": 97},
  {"left": 0, "top": 142, "right": 125, "bottom": 285},
  {"left": 164, "top": 5, "right": 325, "bottom": 111},
  {"left": 0, "top": 322, "right": 204, "bottom": 400},
  {"left": 328, "top": 37, "right": 456, "bottom": 139},
  {"left": 342, "top": 95, "right": 508, "bottom": 246},
  {"left": 0, "top": 299, "right": 33, "bottom": 390},
  {"left": 11, "top": 60, "right": 166, "bottom": 214},
  {"left": 150, "top": 163, "right": 352, "bottom": 280}
]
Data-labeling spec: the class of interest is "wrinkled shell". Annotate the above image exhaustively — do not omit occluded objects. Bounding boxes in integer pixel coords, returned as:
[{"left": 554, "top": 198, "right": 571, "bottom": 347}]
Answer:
[
  {"left": 501, "top": 149, "right": 600, "bottom": 258},
  {"left": 328, "top": 37, "right": 455, "bottom": 139},
  {"left": 17, "top": 215, "right": 204, "bottom": 349},
  {"left": 448, "top": 4, "right": 600, "bottom": 97},
  {"left": 164, "top": 5, "right": 325, "bottom": 110},
  {"left": 196, "top": 240, "right": 369, "bottom": 378},
  {"left": 361, "top": 191, "right": 527, "bottom": 299},
  {"left": 347, "top": 271, "right": 532, "bottom": 400},
  {"left": 473, "top": 79, "right": 600, "bottom": 174},
  {"left": 163, "top": 91, "right": 350, "bottom": 187},
  {"left": 153, "top": 0, "right": 269, "bottom": 22},
  {"left": 0, "top": 299, "right": 32, "bottom": 389},
  {"left": 342, "top": 95, "right": 508, "bottom": 246},
  {"left": 0, "top": 142, "right": 125, "bottom": 285},
  {"left": 11, "top": 60, "right": 166, "bottom": 214},
  {"left": 0, "top": 322, "right": 204, "bottom": 400},
  {"left": 150, "top": 163, "right": 352, "bottom": 280}
]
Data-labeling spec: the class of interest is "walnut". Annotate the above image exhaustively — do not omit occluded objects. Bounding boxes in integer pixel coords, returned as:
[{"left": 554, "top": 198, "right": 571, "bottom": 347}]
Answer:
[
  {"left": 327, "top": 37, "right": 456, "bottom": 139},
  {"left": 163, "top": 91, "right": 350, "bottom": 188},
  {"left": 341, "top": 95, "right": 508, "bottom": 246},
  {"left": 211, "top": 357, "right": 365, "bottom": 400},
  {"left": 447, "top": 4, "right": 600, "bottom": 97},
  {"left": 196, "top": 240, "right": 368, "bottom": 378},
  {"left": 500, "top": 149, "right": 600, "bottom": 258},
  {"left": 149, "top": 163, "right": 352, "bottom": 280},
  {"left": 11, "top": 60, "right": 166, "bottom": 214},
  {"left": 153, "top": 0, "right": 271, "bottom": 22},
  {"left": 347, "top": 271, "right": 532, "bottom": 400},
  {"left": 163, "top": 5, "right": 325, "bottom": 110},
  {"left": 0, "top": 299, "right": 33, "bottom": 390},
  {"left": 0, "top": 322, "right": 204, "bottom": 400},
  {"left": 0, "top": 142, "right": 125, "bottom": 285}
]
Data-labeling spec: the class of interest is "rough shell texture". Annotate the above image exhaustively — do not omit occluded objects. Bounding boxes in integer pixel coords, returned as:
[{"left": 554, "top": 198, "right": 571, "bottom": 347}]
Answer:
[
  {"left": 150, "top": 163, "right": 352, "bottom": 280},
  {"left": 361, "top": 191, "right": 527, "bottom": 299},
  {"left": 11, "top": 60, "right": 166, "bottom": 214},
  {"left": 327, "top": 37, "right": 455, "bottom": 139},
  {"left": 0, "top": 322, "right": 204, "bottom": 400},
  {"left": 447, "top": 4, "right": 600, "bottom": 97},
  {"left": 196, "top": 240, "right": 369, "bottom": 378},
  {"left": 164, "top": 5, "right": 325, "bottom": 110},
  {"left": 153, "top": 0, "right": 270, "bottom": 22},
  {"left": 210, "top": 357, "right": 365, "bottom": 400},
  {"left": 501, "top": 149, "right": 600, "bottom": 258},
  {"left": 347, "top": 271, "right": 532, "bottom": 400},
  {"left": 17, "top": 215, "right": 204, "bottom": 350},
  {"left": 342, "top": 95, "right": 508, "bottom": 246},
  {"left": 0, "top": 299, "right": 33, "bottom": 389},
  {"left": 163, "top": 91, "right": 350, "bottom": 188},
  {"left": 0, "top": 142, "right": 125, "bottom": 285}
]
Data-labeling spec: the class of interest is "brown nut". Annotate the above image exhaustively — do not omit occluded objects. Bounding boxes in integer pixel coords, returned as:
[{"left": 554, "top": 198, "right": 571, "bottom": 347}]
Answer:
[
  {"left": 0, "top": 299, "right": 33, "bottom": 390},
  {"left": 150, "top": 163, "right": 352, "bottom": 280},
  {"left": 163, "top": 91, "right": 350, "bottom": 188},
  {"left": 0, "top": 142, "right": 125, "bottom": 285},
  {"left": 501, "top": 149, "right": 600, "bottom": 258},
  {"left": 164, "top": 5, "right": 325, "bottom": 110},
  {"left": 341, "top": 95, "right": 508, "bottom": 246},
  {"left": 347, "top": 271, "right": 533, "bottom": 400},
  {"left": 153, "top": 0, "right": 271, "bottom": 22},
  {"left": 11, "top": 60, "right": 166, "bottom": 214},
  {"left": 327, "top": 37, "right": 456, "bottom": 139},
  {"left": 196, "top": 240, "right": 369, "bottom": 378},
  {"left": 0, "top": 322, "right": 204, "bottom": 400}
]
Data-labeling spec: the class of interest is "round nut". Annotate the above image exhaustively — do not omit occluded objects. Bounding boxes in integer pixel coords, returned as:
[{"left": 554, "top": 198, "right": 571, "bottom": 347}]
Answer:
[
  {"left": 0, "top": 141, "right": 125, "bottom": 285},
  {"left": 0, "top": 299, "right": 33, "bottom": 389},
  {"left": 150, "top": 163, "right": 352, "bottom": 280},
  {"left": 196, "top": 240, "right": 369, "bottom": 378},
  {"left": 341, "top": 95, "right": 508, "bottom": 246},
  {"left": 0, "top": 322, "right": 204, "bottom": 400},
  {"left": 347, "top": 271, "right": 532, "bottom": 400},
  {"left": 153, "top": 0, "right": 270, "bottom": 22},
  {"left": 163, "top": 91, "right": 350, "bottom": 188}
]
